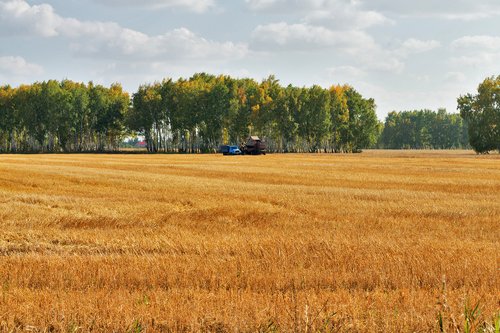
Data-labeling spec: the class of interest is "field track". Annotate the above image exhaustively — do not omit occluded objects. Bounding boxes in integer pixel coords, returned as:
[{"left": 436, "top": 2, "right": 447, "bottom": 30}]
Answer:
[{"left": 0, "top": 151, "right": 499, "bottom": 332}]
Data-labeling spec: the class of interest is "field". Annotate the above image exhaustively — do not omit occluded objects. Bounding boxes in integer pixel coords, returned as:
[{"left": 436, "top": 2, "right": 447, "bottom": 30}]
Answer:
[{"left": 0, "top": 151, "right": 498, "bottom": 332}]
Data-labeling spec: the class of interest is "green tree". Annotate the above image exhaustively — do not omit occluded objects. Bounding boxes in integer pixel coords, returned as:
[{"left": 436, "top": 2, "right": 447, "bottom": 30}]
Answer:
[
  {"left": 0, "top": 86, "right": 17, "bottom": 152},
  {"left": 329, "top": 85, "right": 350, "bottom": 152},
  {"left": 296, "top": 86, "right": 330, "bottom": 152},
  {"left": 89, "top": 83, "right": 128, "bottom": 151},
  {"left": 61, "top": 80, "right": 90, "bottom": 152},
  {"left": 1, "top": 74, "right": 389, "bottom": 154},
  {"left": 226, "top": 78, "right": 258, "bottom": 143},
  {"left": 14, "top": 83, "right": 48, "bottom": 150},
  {"left": 200, "top": 76, "right": 231, "bottom": 152},
  {"left": 44, "top": 80, "right": 72, "bottom": 151},
  {"left": 458, "top": 75, "right": 500, "bottom": 153},
  {"left": 345, "top": 87, "right": 378, "bottom": 152},
  {"left": 272, "top": 85, "right": 298, "bottom": 152},
  {"left": 380, "top": 109, "right": 469, "bottom": 150},
  {"left": 129, "top": 83, "right": 163, "bottom": 152}
]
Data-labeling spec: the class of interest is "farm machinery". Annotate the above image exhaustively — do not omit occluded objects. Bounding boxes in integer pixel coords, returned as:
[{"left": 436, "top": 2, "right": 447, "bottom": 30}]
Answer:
[
  {"left": 220, "top": 136, "right": 267, "bottom": 155},
  {"left": 220, "top": 145, "right": 242, "bottom": 155}
]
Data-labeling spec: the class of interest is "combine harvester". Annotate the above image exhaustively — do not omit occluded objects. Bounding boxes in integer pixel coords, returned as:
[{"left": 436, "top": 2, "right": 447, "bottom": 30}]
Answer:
[
  {"left": 220, "top": 136, "right": 267, "bottom": 155},
  {"left": 240, "top": 136, "right": 267, "bottom": 155}
]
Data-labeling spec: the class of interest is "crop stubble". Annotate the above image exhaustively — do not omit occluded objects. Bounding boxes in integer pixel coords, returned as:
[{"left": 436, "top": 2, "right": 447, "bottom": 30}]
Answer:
[{"left": 0, "top": 151, "right": 498, "bottom": 332}]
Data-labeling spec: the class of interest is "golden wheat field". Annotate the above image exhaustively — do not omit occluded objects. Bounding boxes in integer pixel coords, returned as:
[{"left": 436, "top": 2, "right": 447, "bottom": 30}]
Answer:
[{"left": 0, "top": 151, "right": 499, "bottom": 332}]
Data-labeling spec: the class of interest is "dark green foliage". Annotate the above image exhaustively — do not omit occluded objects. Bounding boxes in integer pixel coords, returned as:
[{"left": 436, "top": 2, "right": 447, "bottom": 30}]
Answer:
[
  {"left": 345, "top": 88, "right": 378, "bottom": 152},
  {"left": 0, "top": 80, "right": 129, "bottom": 153},
  {"left": 0, "top": 74, "right": 381, "bottom": 153},
  {"left": 458, "top": 76, "right": 500, "bottom": 154},
  {"left": 127, "top": 74, "right": 380, "bottom": 153},
  {"left": 379, "top": 109, "right": 469, "bottom": 149},
  {"left": 8, "top": 75, "right": 500, "bottom": 154}
]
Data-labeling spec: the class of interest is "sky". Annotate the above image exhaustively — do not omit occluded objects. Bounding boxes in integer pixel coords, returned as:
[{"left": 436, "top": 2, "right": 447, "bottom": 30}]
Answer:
[{"left": 1, "top": 0, "right": 499, "bottom": 119}]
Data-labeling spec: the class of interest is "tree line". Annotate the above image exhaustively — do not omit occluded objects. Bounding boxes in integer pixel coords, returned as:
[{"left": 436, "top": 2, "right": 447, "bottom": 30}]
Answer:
[
  {"left": 382, "top": 75, "right": 500, "bottom": 153},
  {"left": 379, "top": 109, "right": 469, "bottom": 149},
  {"left": 128, "top": 73, "right": 379, "bottom": 153},
  {"left": 0, "top": 80, "right": 129, "bottom": 152},
  {"left": 0, "top": 74, "right": 380, "bottom": 153},
  {"left": 3, "top": 73, "right": 497, "bottom": 154}
]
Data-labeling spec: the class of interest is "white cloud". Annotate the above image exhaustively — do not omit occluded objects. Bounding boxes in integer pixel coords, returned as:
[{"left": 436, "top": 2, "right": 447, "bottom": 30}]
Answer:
[
  {"left": 450, "top": 35, "right": 500, "bottom": 68},
  {"left": 398, "top": 38, "right": 441, "bottom": 55},
  {"left": 92, "top": 0, "right": 215, "bottom": 12},
  {"left": 366, "top": 57, "right": 404, "bottom": 73},
  {"left": 246, "top": 1, "right": 409, "bottom": 76},
  {"left": 251, "top": 22, "right": 404, "bottom": 73},
  {"left": 245, "top": 0, "right": 301, "bottom": 11},
  {"left": 327, "top": 65, "right": 366, "bottom": 79},
  {"left": 452, "top": 35, "right": 500, "bottom": 50},
  {"left": 445, "top": 72, "right": 466, "bottom": 83},
  {"left": 246, "top": 0, "right": 391, "bottom": 29},
  {"left": 266, "top": 2, "right": 492, "bottom": 22},
  {"left": 252, "top": 22, "right": 374, "bottom": 49},
  {"left": 361, "top": 0, "right": 500, "bottom": 20},
  {"left": 0, "top": 0, "right": 61, "bottom": 37},
  {"left": 0, "top": 0, "right": 247, "bottom": 61},
  {"left": 69, "top": 27, "right": 248, "bottom": 60},
  {"left": 0, "top": 56, "right": 44, "bottom": 76},
  {"left": 303, "top": 6, "right": 390, "bottom": 30},
  {"left": 450, "top": 53, "right": 500, "bottom": 68}
]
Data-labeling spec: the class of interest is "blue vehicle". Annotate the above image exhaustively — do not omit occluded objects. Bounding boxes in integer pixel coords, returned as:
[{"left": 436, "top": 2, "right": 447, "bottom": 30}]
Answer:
[{"left": 220, "top": 145, "right": 242, "bottom": 155}]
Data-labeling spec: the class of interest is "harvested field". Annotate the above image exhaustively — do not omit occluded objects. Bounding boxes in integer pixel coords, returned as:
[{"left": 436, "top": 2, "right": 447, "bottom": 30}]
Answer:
[{"left": 0, "top": 151, "right": 499, "bottom": 332}]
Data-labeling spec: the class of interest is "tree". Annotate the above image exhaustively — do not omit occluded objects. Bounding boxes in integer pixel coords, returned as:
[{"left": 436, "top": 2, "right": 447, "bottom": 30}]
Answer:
[
  {"left": 294, "top": 86, "right": 330, "bottom": 152},
  {"left": 88, "top": 83, "right": 128, "bottom": 151},
  {"left": 0, "top": 85, "right": 17, "bottom": 152},
  {"left": 345, "top": 87, "right": 378, "bottom": 152},
  {"left": 226, "top": 78, "right": 258, "bottom": 143},
  {"left": 329, "top": 85, "right": 350, "bottom": 152},
  {"left": 44, "top": 80, "right": 72, "bottom": 151},
  {"left": 0, "top": 74, "right": 387, "bottom": 154},
  {"left": 61, "top": 80, "right": 90, "bottom": 152},
  {"left": 129, "top": 83, "right": 163, "bottom": 152},
  {"left": 200, "top": 76, "right": 231, "bottom": 152},
  {"left": 272, "top": 85, "right": 298, "bottom": 152},
  {"left": 379, "top": 109, "right": 469, "bottom": 150},
  {"left": 458, "top": 75, "right": 500, "bottom": 153},
  {"left": 106, "top": 83, "right": 129, "bottom": 150}
]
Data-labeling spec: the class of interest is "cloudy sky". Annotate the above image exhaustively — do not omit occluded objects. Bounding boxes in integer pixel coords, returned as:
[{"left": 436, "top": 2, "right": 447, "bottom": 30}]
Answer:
[{"left": 1, "top": 0, "right": 499, "bottom": 119}]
